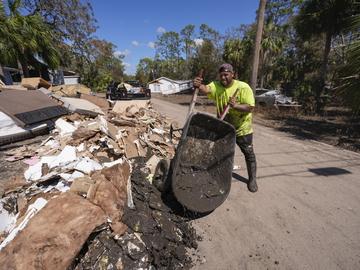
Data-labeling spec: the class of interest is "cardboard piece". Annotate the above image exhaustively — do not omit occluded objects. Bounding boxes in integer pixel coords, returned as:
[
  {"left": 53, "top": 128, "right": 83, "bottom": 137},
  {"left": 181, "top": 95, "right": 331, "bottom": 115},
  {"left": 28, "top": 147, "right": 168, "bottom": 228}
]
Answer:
[
  {"left": 60, "top": 97, "right": 104, "bottom": 116},
  {"left": 0, "top": 85, "right": 27, "bottom": 91},
  {"left": 50, "top": 84, "right": 91, "bottom": 97},
  {"left": 21, "top": 77, "right": 51, "bottom": 90},
  {"left": 70, "top": 176, "right": 95, "bottom": 196},
  {"left": 88, "top": 162, "right": 130, "bottom": 234},
  {"left": 112, "top": 100, "right": 148, "bottom": 114},
  {"left": 80, "top": 93, "right": 110, "bottom": 111}
]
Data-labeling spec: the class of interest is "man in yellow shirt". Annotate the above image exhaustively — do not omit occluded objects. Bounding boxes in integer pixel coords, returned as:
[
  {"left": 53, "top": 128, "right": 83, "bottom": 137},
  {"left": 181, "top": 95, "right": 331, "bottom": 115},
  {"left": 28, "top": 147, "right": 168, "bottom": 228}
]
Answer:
[{"left": 193, "top": 63, "right": 258, "bottom": 192}]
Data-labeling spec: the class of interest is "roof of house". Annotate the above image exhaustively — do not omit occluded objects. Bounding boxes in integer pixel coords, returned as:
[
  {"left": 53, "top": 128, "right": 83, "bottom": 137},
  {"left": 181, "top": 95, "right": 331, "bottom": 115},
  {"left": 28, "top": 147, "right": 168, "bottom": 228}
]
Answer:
[{"left": 148, "top": 77, "right": 191, "bottom": 85}]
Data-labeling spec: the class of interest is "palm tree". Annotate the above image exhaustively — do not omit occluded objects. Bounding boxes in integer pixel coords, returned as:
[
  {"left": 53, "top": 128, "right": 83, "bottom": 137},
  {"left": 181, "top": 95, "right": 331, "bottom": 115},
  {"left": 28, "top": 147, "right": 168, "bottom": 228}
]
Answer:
[
  {"left": 0, "top": 0, "right": 60, "bottom": 77},
  {"left": 259, "top": 22, "right": 284, "bottom": 88},
  {"left": 295, "top": 0, "right": 358, "bottom": 113},
  {"left": 338, "top": 14, "right": 360, "bottom": 114},
  {"left": 223, "top": 39, "right": 244, "bottom": 75}
]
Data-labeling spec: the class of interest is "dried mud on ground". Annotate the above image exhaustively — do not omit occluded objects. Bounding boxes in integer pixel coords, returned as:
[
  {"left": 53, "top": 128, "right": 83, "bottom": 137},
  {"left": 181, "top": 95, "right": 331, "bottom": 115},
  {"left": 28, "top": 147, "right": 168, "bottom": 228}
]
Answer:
[
  {"left": 153, "top": 93, "right": 360, "bottom": 153},
  {"left": 71, "top": 158, "right": 200, "bottom": 270}
]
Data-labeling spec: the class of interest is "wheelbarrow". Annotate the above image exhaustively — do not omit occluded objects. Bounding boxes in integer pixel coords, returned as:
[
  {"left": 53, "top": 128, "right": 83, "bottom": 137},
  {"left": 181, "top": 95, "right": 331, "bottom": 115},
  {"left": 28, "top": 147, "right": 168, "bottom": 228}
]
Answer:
[{"left": 153, "top": 112, "right": 236, "bottom": 213}]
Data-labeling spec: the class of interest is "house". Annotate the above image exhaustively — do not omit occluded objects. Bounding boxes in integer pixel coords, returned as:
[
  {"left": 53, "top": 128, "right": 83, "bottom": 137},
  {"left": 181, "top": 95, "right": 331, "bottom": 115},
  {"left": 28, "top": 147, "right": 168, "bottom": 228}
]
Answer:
[
  {"left": 50, "top": 70, "right": 80, "bottom": 85},
  {"left": 148, "top": 77, "right": 193, "bottom": 95}
]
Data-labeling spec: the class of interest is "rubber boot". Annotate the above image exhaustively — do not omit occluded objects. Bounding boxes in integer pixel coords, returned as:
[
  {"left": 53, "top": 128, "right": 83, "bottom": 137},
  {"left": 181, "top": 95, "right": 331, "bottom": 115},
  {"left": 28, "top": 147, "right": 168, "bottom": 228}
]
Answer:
[{"left": 246, "top": 159, "right": 258, "bottom": 193}]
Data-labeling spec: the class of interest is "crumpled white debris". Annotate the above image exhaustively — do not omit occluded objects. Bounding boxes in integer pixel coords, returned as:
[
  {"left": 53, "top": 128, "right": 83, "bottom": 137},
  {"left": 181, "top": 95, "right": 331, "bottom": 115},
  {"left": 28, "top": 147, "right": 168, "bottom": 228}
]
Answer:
[
  {"left": 24, "top": 146, "right": 77, "bottom": 181},
  {"left": 55, "top": 118, "right": 76, "bottom": 136}
]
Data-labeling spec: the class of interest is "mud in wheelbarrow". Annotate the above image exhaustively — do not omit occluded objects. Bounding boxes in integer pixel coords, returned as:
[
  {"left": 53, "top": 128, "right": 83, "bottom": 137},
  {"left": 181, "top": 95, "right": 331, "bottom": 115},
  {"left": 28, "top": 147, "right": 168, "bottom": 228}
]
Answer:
[{"left": 154, "top": 112, "right": 236, "bottom": 213}]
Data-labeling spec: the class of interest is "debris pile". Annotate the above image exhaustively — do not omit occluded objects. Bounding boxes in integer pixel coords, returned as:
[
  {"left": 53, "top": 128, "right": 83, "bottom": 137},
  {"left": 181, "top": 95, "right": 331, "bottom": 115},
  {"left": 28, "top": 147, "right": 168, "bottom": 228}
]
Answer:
[{"left": 0, "top": 86, "right": 199, "bottom": 269}]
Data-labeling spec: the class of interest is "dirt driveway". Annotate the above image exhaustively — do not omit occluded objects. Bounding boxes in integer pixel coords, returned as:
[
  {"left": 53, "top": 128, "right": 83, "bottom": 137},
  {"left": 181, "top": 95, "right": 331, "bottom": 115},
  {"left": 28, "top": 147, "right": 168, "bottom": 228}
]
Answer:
[{"left": 151, "top": 97, "right": 360, "bottom": 270}]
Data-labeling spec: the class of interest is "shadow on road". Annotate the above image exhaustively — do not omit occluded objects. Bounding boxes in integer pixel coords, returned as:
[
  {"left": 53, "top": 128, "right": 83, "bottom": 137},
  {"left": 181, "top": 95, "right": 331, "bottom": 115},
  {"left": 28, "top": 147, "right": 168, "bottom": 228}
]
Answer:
[
  {"left": 308, "top": 167, "right": 352, "bottom": 176},
  {"left": 232, "top": 172, "right": 248, "bottom": 184}
]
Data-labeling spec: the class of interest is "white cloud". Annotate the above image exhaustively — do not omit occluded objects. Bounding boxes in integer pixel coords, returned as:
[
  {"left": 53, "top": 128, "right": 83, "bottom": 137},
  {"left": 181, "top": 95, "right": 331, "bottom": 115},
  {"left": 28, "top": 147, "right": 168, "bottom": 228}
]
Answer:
[
  {"left": 123, "top": 62, "right": 131, "bottom": 67},
  {"left": 147, "top": 42, "right": 155, "bottom": 49},
  {"left": 194, "top": 38, "right": 204, "bottom": 46},
  {"left": 114, "top": 49, "right": 131, "bottom": 57},
  {"left": 132, "top": 41, "right": 139, "bottom": 46},
  {"left": 157, "top": 26, "right": 166, "bottom": 34}
]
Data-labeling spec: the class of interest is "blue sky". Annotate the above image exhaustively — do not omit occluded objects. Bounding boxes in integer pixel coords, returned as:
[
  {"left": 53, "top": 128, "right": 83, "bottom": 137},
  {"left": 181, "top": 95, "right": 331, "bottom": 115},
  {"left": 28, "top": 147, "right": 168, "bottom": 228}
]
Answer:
[{"left": 90, "top": 0, "right": 259, "bottom": 74}]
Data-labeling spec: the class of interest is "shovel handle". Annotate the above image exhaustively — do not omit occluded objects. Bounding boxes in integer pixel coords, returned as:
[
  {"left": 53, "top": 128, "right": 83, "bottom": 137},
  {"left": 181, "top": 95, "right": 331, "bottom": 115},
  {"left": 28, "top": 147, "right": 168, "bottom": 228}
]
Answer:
[
  {"left": 187, "top": 69, "right": 204, "bottom": 117},
  {"left": 219, "top": 88, "right": 240, "bottom": 120}
]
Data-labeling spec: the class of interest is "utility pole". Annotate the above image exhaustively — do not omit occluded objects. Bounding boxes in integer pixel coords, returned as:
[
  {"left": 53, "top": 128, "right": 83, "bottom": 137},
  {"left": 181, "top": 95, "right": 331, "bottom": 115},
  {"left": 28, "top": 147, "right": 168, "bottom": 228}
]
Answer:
[{"left": 250, "top": 0, "right": 267, "bottom": 94}]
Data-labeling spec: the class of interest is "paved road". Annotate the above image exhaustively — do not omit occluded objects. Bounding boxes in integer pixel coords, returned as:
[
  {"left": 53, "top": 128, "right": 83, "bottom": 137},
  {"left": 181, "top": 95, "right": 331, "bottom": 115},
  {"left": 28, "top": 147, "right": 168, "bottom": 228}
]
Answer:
[{"left": 151, "top": 98, "right": 360, "bottom": 270}]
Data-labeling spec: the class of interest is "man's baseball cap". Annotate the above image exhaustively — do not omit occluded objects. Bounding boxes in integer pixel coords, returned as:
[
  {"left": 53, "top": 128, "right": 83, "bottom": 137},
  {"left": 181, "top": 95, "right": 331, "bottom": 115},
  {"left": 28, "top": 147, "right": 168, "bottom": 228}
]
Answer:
[{"left": 219, "top": 63, "right": 234, "bottom": 73}]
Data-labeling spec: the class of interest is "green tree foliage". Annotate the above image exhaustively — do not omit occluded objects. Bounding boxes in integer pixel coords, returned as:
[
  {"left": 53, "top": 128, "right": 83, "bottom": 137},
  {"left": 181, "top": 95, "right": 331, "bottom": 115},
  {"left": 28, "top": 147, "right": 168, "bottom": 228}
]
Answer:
[
  {"left": 135, "top": 58, "right": 155, "bottom": 84},
  {"left": 180, "top": 24, "right": 196, "bottom": 60},
  {"left": 180, "top": 24, "right": 195, "bottom": 78},
  {"left": 223, "top": 24, "right": 254, "bottom": 80},
  {"left": 257, "top": 0, "right": 302, "bottom": 89},
  {"left": 146, "top": 24, "right": 223, "bottom": 81},
  {"left": 191, "top": 40, "right": 221, "bottom": 83},
  {"left": 155, "top": 31, "right": 182, "bottom": 60},
  {"left": 199, "top": 24, "right": 222, "bottom": 49},
  {"left": 23, "top": 0, "right": 97, "bottom": 67},
  {"left": 136, "top": 1, "right": 359, "bottom": 115},
  {"left": 155, "top": 31, "right": 184, "bottom": 79},
  {"left": 337, "top": 14, "right": 360, "bottom": 114},
  {"left": 258, "top": 22, "right": 285, "bottom": 88},
  {"left": 223, "top": 37, "right": 253, "bottom": 81},
  {"left": 80, "top": 39, "right": 124, "bottom": 92},
  {"left": 295, "top": 0, "right": 359, "bottom": 112},
  {"left": 0, "top": 0, "right": 60, "bottom": 77}
]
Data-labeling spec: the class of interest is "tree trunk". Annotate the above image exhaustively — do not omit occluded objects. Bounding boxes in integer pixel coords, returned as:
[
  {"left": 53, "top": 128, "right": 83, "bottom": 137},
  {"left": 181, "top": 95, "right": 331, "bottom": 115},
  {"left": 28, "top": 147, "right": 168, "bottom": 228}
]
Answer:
[
  {"left": 0, "top": 65, "right": 5, "bottom": 82},
  {"left": 250, "top": 0, "right": 267, "bottom": 94},
  {"left": 316, "top": 31, "right": 332, "bottom": 113},
  {"left": 259, "top": 50, "right": 266, "bottom": 89},
  {"left": 18, "top": 57, "right": 30, "bottom": 78}
]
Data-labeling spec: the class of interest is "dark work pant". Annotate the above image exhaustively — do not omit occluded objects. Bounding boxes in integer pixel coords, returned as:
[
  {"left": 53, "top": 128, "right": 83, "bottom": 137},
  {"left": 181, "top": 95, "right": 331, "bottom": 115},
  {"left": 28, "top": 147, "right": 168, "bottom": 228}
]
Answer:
[{"left": 236, "top": 133, "right": 257, "bottom": 181}]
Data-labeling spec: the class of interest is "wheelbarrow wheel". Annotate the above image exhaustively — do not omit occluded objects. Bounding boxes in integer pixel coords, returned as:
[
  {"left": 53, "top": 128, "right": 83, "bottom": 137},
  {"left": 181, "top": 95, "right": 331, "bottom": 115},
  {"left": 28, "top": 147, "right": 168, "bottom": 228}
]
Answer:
[{"left": 153, "top": 159, "right": 171, "bottom": 193}]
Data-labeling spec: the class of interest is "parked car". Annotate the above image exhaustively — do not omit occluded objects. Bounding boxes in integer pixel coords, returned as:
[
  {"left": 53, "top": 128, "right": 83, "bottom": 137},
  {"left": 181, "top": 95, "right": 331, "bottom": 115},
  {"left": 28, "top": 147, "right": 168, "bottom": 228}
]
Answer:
[
  {"left": 255, "top": 88, "right": 297, "bottom": 107},
  {"left": 106, "top": 81, "right": 151, "bottom": 100}
]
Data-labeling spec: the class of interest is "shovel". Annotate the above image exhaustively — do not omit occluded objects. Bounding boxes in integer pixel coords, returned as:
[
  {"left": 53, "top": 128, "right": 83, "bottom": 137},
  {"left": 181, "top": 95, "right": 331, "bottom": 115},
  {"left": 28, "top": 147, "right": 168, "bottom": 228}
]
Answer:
[
  {"left": 187, "top": 69, "right": 204, "bottom": 117},
  {"left": 170, "top": 69, "right": 204, "bottom": 142}
]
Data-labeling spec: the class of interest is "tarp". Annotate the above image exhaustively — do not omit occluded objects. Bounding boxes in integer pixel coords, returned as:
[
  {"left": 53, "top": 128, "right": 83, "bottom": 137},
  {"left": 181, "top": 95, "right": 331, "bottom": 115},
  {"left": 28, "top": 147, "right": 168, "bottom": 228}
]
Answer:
[{"left": 0, "top": 90, "right": 67, "bottom": 127}]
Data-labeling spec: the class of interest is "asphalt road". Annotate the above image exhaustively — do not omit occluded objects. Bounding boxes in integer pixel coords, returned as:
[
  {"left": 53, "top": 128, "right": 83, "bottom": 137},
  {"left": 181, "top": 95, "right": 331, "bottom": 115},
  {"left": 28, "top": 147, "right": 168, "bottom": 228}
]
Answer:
[{"left": 151, "top": 97, "right": 360, "bottom": 270}]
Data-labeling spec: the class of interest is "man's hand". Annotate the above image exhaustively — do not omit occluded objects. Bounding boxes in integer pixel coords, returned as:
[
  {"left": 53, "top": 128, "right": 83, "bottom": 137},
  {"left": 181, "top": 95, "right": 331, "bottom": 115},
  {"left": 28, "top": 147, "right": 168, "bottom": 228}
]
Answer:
[
  {"left": 229, "top": 96, "right": 237, "bottom": 108},
  {"left": 229, "top": 96, "right": 254, "bottom": 112},
  {"left": 193, "top": 77, "right": 203, "bottom": 88},
  {"left": 193, "top": 77, "right": 210, "bottom": 94}
]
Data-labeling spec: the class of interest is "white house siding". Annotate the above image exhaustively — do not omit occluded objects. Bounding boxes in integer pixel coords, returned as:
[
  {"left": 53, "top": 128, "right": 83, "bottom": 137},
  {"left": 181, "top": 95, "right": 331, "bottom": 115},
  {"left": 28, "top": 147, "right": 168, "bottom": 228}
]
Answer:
[
  {"left": 148, "top": 77, "right": 192, "bottom": 95},
  {"left": 64, "top": 76, "right": 80, "bottom": 85},
  {"left": 149, "top": 83, "right": 162, "bottom": 93}
]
